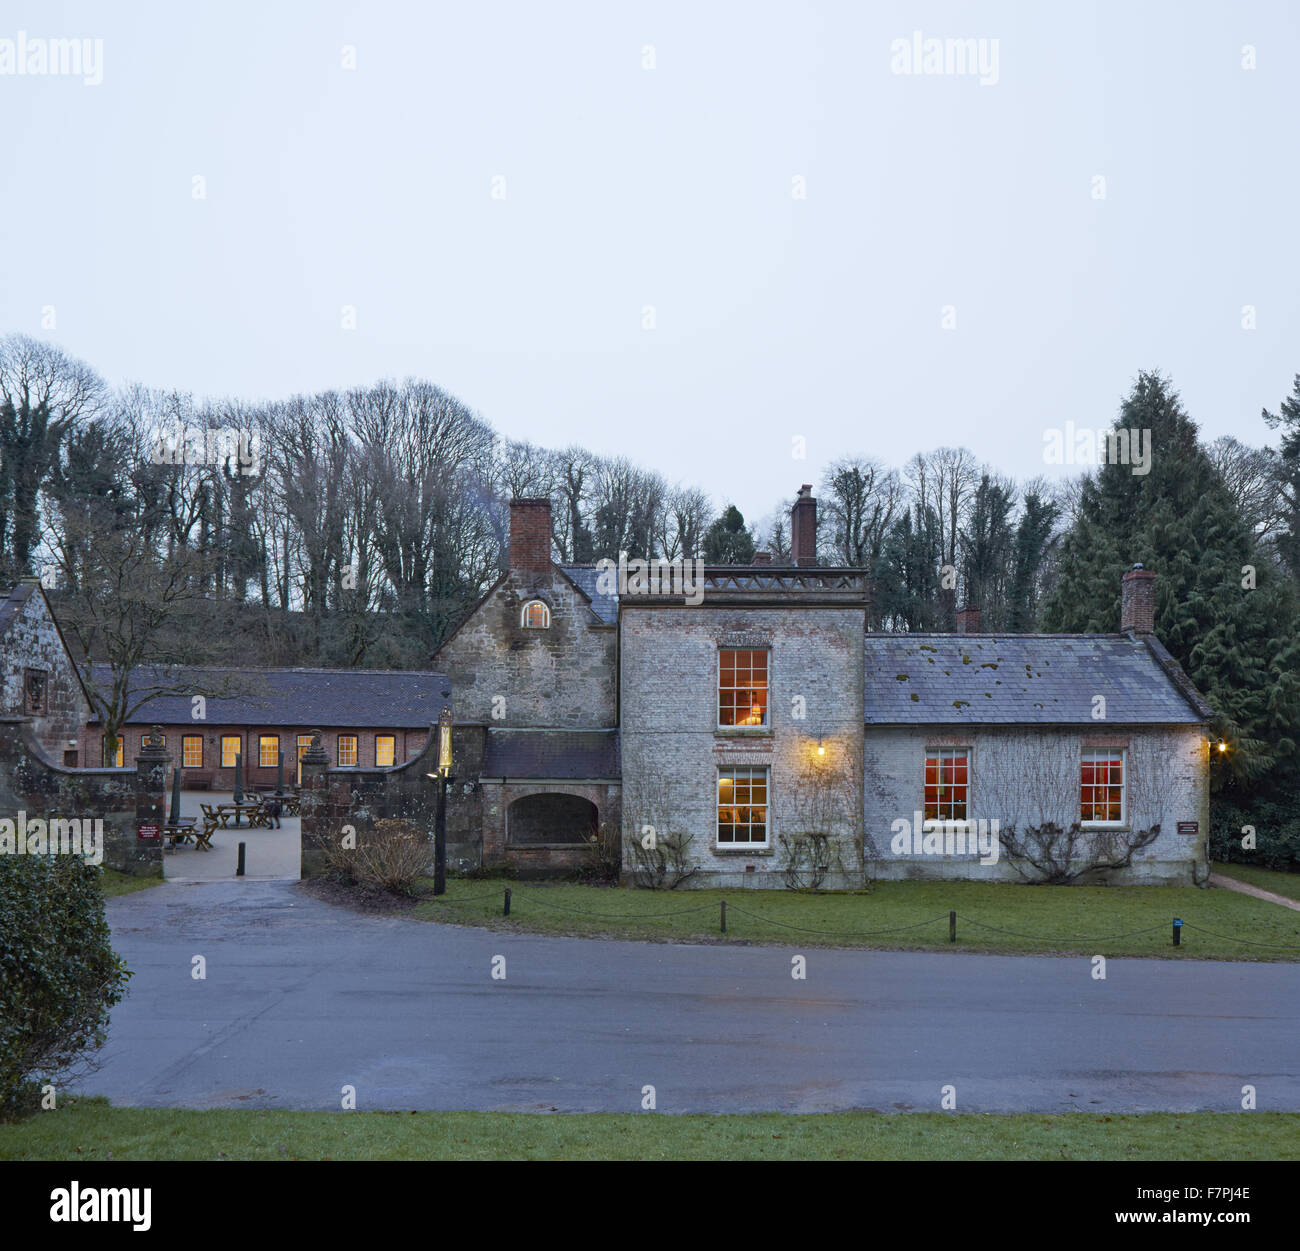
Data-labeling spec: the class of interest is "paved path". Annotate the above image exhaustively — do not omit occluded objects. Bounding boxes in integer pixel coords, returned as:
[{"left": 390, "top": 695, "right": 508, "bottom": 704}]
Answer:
[
  {"left": 79, "top": 880, "right": 1300, "bottom": 1114},
  {"left": 1210, "top": 872, "right": 1300, "bottom": 913}
]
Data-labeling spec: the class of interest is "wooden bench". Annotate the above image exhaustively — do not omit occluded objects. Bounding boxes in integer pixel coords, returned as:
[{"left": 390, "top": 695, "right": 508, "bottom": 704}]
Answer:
[{"left": 185, "top": 771, "right": 214, "bottom": 790}]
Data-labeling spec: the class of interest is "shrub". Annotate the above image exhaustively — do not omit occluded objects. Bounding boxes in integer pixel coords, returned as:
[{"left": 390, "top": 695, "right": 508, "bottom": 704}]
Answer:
[
  {"left": 629, "top": 830, "right": 698, "bottom": 889},
  {"left": 321, "top": 818, "right": 431, "bottom": 894},
  {"left": 0, "top": 856, "right": 131, "bottom": 1121}
]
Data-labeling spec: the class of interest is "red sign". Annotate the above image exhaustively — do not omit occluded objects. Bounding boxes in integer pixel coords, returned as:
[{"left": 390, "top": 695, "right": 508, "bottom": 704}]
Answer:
[
  {"left": 137, "top": 822, "right": 161, "bottom": 840},
  {"left": 1176, "top": 821, "right": 1199, "bottom": 836}
]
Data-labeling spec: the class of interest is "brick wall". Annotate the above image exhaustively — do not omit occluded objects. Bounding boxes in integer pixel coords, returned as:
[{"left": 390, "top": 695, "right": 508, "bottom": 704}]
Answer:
[
  {"left": 620, "top": 604, "right": 866, "bottom": 888},
  {"left": 81, "top": 724, "right": 430, "bottom": 788},
  {"left": 435, "top": 567, "right": 616, "bottom": 728},
  {"left": 863, "top": 723, "right": 1208, "bottom": 884}
]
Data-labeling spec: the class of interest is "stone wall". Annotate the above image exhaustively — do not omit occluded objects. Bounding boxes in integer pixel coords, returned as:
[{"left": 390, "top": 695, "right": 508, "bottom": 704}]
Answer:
[
  {"left": 300, "top": 723, "right": 485, "bottom": 878},
  {"left": 619, "top": 604, "right": 866, "bottom": 888},
  {"left": 435, "top": 567, "right": 616, "bottom": 728},
  {"left": 481, "top": 779, "right": 620, "bottom": 876},
  {"left": 863, "top": 724, "right": 1209, "bottom": 885},
  {"left": 0, "top": 582, "right": 89, "bottom": 763},
  {"left": 0, "top": 714, "right": 164, "bottom": 877}
]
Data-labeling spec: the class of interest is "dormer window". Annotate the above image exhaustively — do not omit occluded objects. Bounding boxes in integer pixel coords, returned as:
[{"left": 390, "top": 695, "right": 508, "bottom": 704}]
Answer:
[{"left": 522, "top": 600, "right": 550, "bottom": 629}]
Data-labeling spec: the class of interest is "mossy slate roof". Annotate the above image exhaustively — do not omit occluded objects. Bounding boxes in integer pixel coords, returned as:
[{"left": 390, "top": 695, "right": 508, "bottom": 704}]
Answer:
[{"left": 864, "top": 634, "right": 1209, "bottom": 725}]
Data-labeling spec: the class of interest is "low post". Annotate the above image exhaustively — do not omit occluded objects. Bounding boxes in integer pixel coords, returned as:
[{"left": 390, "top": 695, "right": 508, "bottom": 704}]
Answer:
[
  {"left": 720, "top": 899, "right": 726, "bottom": 933},
  {"left": 949, "top": 910, "right": 957, "bottom": 943},
  {"left": 1173, "top": 917, "right": 1182, "bottom": 947},
  {"left": 237, "top": 842, "right": 246, "bottom": 877},
  {"left": 504, "top": 887, "right": 511, "bottom": 916}
]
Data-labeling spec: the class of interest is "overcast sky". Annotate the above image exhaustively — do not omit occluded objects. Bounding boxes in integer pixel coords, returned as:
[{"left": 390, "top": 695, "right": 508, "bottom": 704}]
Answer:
[{"left": 3, "top": 0, "right": 1298, "bottom": 521}]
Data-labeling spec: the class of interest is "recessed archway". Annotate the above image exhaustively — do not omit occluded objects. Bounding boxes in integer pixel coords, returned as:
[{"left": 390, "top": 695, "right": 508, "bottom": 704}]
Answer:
[{"left": 506, "top": 793, "right": 598, "bottom": 845}]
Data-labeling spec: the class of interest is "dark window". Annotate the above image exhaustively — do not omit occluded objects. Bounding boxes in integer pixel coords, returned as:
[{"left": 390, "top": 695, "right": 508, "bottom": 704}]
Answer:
[{"left": 24, "top": 669, "right": 47, "bottom": 714}]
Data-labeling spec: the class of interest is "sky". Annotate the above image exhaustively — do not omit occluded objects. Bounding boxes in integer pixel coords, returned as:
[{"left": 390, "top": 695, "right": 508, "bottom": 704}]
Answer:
[{"left": 2, "top": 0, "right": 1298, "bottom": 522}]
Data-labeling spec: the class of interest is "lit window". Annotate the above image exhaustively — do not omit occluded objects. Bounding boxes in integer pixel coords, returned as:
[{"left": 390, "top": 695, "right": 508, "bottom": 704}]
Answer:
[
  {"left": 103, "top": 736, "right": 124, "bottom": 767},
  {"left": 296, "top": 734, "right": 314, "bottom": 784},
  {"left": 376, "top": 735, "right": 396, "bottom": 767},
  {"left": 717, "top": 767, "right": 768, "bottom": 846},
  {"left": 182, "top": 736, "right": 203, "bottom": 768},
  {"left": 259, "top": 735, "right": 279, "bottom": 768},
  {"left": 522, "top": 600, "right": 550, "bottom": 628},
  {"left": 1081, "top": 749, "right": 1125, "bottom": 824},
  {"left": 221, "top": 736, "right": 242, "bottom": 768},
  {"left": 338, "top": 735, "right": 358, "bottom": 767},
  {"left": 718, "top": 649, "right": 768, "bottom": 727},
  {"left": 924, "top": 748, "right": 969, "bottom": 822}
]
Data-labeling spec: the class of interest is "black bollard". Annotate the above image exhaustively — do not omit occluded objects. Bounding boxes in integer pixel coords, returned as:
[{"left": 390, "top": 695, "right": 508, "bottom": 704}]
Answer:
[
  {"left": 949, "top": 910, "right": 957, "bottom": 943},
  {"left": 1173, "top": 917, "right": 1182, "bottom": 946},
  {"left": 236, "top": 842, "right": 246, "bottom": 877},
  {"left": 503, "top": 887, "right": 511, "bottom": 916},
  {"left": 720, "top": 899, "right": 726, "bottom": 933}
]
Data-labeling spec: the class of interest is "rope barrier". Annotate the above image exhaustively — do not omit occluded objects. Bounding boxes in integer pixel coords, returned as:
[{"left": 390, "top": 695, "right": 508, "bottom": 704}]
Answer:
[
  {"left": 1179, "top": 922, "right": 1300, "bottom": 950},
  {"left": 723, "top": 904, "right": 951, "bottom": 937},
  {"left": 428, "top": 886, "right": 1300, "bottom": 951},
  {"left": 954, "top": 915, "right": 1169, "bottom": 943}
]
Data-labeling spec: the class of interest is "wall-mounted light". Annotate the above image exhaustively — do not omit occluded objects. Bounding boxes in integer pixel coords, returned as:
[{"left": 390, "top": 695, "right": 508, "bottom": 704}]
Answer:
[{"left": 1217, "top": 740, "right": 1227, "bottom": 754}]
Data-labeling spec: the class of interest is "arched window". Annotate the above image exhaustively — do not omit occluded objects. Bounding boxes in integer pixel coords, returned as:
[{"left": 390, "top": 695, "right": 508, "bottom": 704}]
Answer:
[{"left": 521, "top": 600, "right": 550, "bottom": 628}]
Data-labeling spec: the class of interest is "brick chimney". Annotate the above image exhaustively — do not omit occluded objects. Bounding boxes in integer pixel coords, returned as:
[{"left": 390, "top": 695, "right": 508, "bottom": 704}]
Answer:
[
  {"left": 508, "top": 498, "right": 553, "bottom": 574},
  {"left": 1121, "top": 563, "right": 1156, "bottom": 634},
  {"left": 956, "top": 605, "right": 980, "bottom": 634},
  {"left": 790, "top": 485, "right": 817, "bottom": 567},
  {"left": 752, "top": 551, "right": 772, "bottom": 565}
]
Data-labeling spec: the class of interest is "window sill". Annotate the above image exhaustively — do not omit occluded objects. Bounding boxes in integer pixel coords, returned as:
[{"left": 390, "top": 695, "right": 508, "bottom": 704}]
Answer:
[
  {"left": 1081, "top": 822, "right": 1129, "bottom": 831},
  {"left": 714, "top": 727, "right": 773, "bottom": 738},
  {"left": 714, "top": 845, "right": 773, "bottom": 856}
]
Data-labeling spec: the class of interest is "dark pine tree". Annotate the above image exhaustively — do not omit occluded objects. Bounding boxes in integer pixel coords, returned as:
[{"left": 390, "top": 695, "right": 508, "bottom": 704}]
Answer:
[
  {"left": 1043, "top": 371, "right": 1300, "bottom": 805},
  {"left": 703, "top": 504, "right": 756, "bottom": 565}
]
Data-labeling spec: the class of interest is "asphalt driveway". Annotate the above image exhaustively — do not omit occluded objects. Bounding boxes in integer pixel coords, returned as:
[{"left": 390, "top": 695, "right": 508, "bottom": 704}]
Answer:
[{"left": 79, "top": 879, "right": 1300, "bottom": 1114}]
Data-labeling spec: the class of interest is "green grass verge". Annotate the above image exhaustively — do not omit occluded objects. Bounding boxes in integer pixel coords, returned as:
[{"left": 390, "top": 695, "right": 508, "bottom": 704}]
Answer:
[
  {"left": 1, "top": 1098, "right": 1294, "bottom": 1161},
  {"left": 1213, "top": 861, "right": 1300, "bottom": 903},
  {"left": 99, "top": 868, "right": 164, "bottom": 899},
  {"left": 405, "top": 878, "right": 1300, "bottom": 960}
]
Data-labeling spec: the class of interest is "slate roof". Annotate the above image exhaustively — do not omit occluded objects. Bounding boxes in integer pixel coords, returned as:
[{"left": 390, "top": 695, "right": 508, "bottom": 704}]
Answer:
[
  {"left": 0, "top": 582, "right": 35, "bottom": 639},
  {"left": 90, "top": 664, "right": 450, "bottom": 728},
  {"left": 864, "top": 634, "right": 1209, "bottom": 725},
  {"left": 482, "top": 728, "right": 620, "bottom": 779},
  {"left": 559, "top": 565, "right": 618, "bottom": 624}
]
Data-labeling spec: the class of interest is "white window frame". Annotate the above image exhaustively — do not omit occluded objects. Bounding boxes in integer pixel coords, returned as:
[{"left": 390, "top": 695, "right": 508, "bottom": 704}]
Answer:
[
  {"left": 375, "top": 735, "right": 396, "bottom": 767},
  {"left": 716, "top": 647, "right": 770, "bottom": 729},
  {"left": 521, "top": 600, "right": 550, "bottom": 628},
  {"left": 716, "top": 765, "right": 769, "bottom": 848},
  {"left": 259, "top": 735, "right": 279, "bottom": 769},
  {"left": 923, "top": 746, "right": 970, "bottom": 825},
  {"left": 1080, "top": 747, "right": 1127, "bottom": 827},
  {"left": 221, "top": 735, "right": 242, "bottom": 768},
  {"left": 182, "top": 735, "right": 203, "bottom": 768},
  {"left": 338, "top": 735, "right": 358, "bottom": 767}
]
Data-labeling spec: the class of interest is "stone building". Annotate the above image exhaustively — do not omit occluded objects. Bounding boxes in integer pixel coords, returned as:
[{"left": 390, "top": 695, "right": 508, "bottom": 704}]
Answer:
[
  {"left": 0, "top": 578, "right": 90, "bottom": 765},
  {"left": 431, "top": 492, "right": 1213, "bottom": 886}
]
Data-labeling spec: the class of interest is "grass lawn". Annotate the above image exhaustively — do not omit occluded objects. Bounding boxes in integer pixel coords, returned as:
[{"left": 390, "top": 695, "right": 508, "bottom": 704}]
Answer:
[
  {"left": 99, "top": 868, "right": 164, "bottom": 899},
  {"left": 1, "top": 1098, "right": 1295, "bottom": 1161},
  {"left": 1213, "top": 861, "right": 1300, "bottom": 903},
  {"left": 395, "top": 877, "right": 1300, "bottom": 961}
]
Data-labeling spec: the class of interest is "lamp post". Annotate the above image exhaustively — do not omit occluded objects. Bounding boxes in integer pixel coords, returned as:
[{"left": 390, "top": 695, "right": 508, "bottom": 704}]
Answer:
[{"left": 428, "top": 696, "right": 455, "bottom": 895}]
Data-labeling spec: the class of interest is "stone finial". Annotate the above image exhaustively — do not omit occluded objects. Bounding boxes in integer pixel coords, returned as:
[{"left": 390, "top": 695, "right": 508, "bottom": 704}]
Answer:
[{"left": 302, "top": 728, "right": 329, "bottom": 764}]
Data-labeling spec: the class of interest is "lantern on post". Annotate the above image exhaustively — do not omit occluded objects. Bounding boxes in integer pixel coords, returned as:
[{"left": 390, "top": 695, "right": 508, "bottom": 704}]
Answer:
[{"left": 427, "top": 694, "right": 455, "bottom": 896}]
